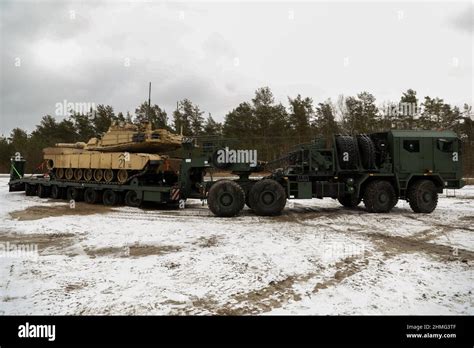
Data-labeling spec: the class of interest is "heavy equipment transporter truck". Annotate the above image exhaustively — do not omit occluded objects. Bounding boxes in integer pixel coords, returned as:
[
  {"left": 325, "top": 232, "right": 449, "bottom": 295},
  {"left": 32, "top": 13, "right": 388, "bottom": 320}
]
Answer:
[{"left": 8, "top": 130, "right": 464, "bottom": 217}]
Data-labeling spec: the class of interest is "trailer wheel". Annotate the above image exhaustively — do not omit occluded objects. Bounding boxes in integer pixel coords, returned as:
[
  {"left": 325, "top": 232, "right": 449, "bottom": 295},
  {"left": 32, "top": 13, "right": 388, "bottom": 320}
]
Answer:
[
  {"left": 51, "top": 185, "right": 62, "bottom": 199},
  {"left": 363, "top": 180, "right": 396, "bottom": 213},
  {"left": 407, "top": 180, "right": 438, "bottom": 213},
  {"left": 66, "top": 187, "right": 83, "bottom": 201},
  {"left": 103, "top": 189, "right": 120, "bottom": 206},
  {"left": 338, "top": 194, "right": 361, "bottom": 208},
  {"left": 84, "top": 188, "right": 101, "bottom": 204},
  {"left": 207, "top": 180, "right": 245, "bottom": 217},
  {"left": 25, "top": 183, "right": 36, "bottom": 196},
  {"left": 125, "top": 190, "right": 142, "bottom": 207},
  {"left": 248, "top": 179, "right": 286, "bottom": 216},
  {"left": 37, "top": 184, "right": 50, "bottom": 198},
  {"left": 336, "top": 136, "right": 359, "bottom": 170},
  {"left": 357, "top": 135, "right": 376, "bottom": 169}
]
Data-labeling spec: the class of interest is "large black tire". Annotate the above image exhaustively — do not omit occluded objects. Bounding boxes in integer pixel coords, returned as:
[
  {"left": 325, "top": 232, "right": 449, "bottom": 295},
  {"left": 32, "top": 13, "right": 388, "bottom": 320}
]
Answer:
[
  {"left": 338, "top": 194, "right": 361, "bottom": 208},
  {"left": 25, "top": 183, "right": 36, "bottom": 196},
  {"left": 207, "top": 180, "right": 245, "bottom": 217},
  {"left": 407, "top": 180, "right": 438, "bottom": 213},
  {"left": 336, "top": 136, "right": 359, "bottom": 170},
  {"left": 37, "top": 184, "right": 50, "bottom": 198},
  {"left": 248, "top": 179, "right": 287, "bottom": 216},
  {"left": 66, "top": 187, "right": 83, "bottom": 201},
  {"left": 357, "top": 135, "right": 376, "bottom": 169},
  {"left": 103, "top": 189, "right": 120, "bottom": 206},
  {"left": 363, "top": 180, "right": 397, "bottom": 213},
  {"left": 125, "top": 190, "right": 142, "bottom": 207},
  {"left": 51, "top": 185, "right": 63, "bottom": 199},
  {"left": 84, "top": 188, "right": 101, "bottom": 204}
]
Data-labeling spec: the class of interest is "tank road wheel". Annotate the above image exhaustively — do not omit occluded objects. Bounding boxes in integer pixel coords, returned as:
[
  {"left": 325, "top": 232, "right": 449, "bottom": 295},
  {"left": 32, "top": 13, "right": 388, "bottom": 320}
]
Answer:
[
  {"left": 407, "top": 180, "right": 438, "bottom": 213},
  {"left": 357, "top": 135, "right": 376, "bottom": 169},
  {"left": 25, "top": 183, "right": 37, "bottom": 196},
  {"left": 74, "top": 168, "right": 83, "bottom": 181},
  {"left": 66, "top": 187, "right": 83, "bottom": 201},
  {"left": 84, "top": 188, "right": 101, "bottom": 204},
  {"left": 103, "top": 189, "right": 120, "bottom": 206},
  {"left": 104, "top": 169, "right": 114, "bottom": 183},
  {"left": 363, "top": 180, "right": 396, "bottom": 213},
  {"left": 84, "top": 169, "right": 93, "bottom": 182},
  {"left": 336, "top": 136, "right": 359, "bottom": 170},
  {"left": 125, "top": 190, "right": 142, "bottom": 207},
  {"left": 117, "top": 169, "right": 129, "bottom": 184},
  {"left": 51, "top": 185, "right": 63, "bottom": 199},
  {"left": 94, "top": 169, "right": 103, "bottom": 182},
  {"left": 37, "top": 184, "right": 50, "bottom": 198},
  {"left": 207, "top": 180, "right": 245, "bottom": 217},
  {"left": 65, "top": 168, "right": 74, "bottom": 180},
  {"left": 56, "top": 168, "right": 64, "bottom": 179},
  {"left": 248, "top": 179, "right": 287, "bottom": 216},
  {"left": 338, "top": 194, "right": 362, "bottom": 208}
]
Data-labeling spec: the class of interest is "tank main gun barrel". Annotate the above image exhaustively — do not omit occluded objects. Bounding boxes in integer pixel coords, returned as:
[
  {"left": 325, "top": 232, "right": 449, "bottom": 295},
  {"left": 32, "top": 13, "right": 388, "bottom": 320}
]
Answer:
[{"left": 55, "top": 142, "right": 87, "bottom": 149}]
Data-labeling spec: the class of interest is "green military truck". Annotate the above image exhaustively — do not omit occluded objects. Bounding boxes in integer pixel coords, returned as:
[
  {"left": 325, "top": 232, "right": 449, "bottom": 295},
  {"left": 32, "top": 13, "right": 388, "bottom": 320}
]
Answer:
[
  {"left": 206, "top": 130, "right": 465, "bottom": 216},
  {"left": 9, "top": 130, "right": 465, "bottom": 217}
]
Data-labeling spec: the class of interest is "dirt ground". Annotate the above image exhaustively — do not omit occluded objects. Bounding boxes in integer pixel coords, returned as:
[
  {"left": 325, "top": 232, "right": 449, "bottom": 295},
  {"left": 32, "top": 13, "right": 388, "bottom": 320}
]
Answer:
[{"left": 0, "top": 179, "right": 473, "bottom": 315}]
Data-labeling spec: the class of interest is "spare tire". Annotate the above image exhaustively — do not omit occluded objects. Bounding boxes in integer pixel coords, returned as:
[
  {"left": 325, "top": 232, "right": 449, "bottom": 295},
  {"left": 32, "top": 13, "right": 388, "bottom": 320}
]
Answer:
[
  {"left": 336, "top": 136, "right": 359, "bottom": 169},
  {"left": 357, "top": 135, "right": 376, "bottom": 169}
]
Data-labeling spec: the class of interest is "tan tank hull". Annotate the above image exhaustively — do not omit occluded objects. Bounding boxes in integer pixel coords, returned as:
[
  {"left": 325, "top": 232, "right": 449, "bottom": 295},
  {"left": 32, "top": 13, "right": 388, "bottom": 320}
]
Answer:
[
  {"left": 43, "top": 147, "right": 169, "bottom": 184},
  {"left": 42, "top": 122, "right": 183, "bottom": 184}
]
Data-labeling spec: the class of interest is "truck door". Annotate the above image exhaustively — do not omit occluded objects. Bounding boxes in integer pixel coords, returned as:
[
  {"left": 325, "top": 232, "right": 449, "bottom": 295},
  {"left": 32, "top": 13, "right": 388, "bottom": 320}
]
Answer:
[
  {"left": 399, "top": 138, "right": 433, "bottom": 173},
  {"left": 433, "top": 137, "right": 459, "bottom": 176}
]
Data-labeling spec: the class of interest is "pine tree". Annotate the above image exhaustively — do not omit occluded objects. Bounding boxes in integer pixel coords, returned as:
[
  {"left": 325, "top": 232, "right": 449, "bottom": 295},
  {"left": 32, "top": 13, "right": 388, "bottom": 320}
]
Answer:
[
  {"left": 135, "top": 101, "right": 169, "bottom": 129},
  {"left": 288, "top": 94, "right": 313, "bottom": 142},
  {"left": 203, "top": 114, "right": 222, "bottom": 135}
]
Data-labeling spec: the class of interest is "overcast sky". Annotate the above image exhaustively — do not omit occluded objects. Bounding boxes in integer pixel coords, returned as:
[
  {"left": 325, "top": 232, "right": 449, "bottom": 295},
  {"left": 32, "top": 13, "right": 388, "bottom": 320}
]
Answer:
[{"left": 0, "top": 0, "right": 472, "bottom": 136}]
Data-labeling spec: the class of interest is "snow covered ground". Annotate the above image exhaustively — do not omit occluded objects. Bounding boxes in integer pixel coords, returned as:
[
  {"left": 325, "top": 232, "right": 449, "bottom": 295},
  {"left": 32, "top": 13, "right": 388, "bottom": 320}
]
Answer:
[{"left": 0, "top": 177, "right": 472, "bottom": 315}]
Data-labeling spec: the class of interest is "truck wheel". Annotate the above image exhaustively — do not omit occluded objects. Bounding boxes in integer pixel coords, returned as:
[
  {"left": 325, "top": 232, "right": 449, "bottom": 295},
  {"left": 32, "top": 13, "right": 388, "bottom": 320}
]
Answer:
[
  {"left": 363, "top": 180, "right": 396, "bottom": 213},
  {"left": 207, "top": 180, "right": 245, "bottom": 217},
  {"left": 84, "top": 188, "right": 101, "bottom": 204},
  {"left": 37, "top": 184, "right": 50, "bottom": 198},
  {"left": 407, "top": 180, "right": 438, "bottom": 213},
  {"left": 51, "top": 185, "right": 62, "bottom": 199},
  {"left": 66, "top": 187, "right": 83, "bottom": 201},
  {"left": 125, "top": 190, "right": 142, "bottom": 207},
  {"left": 103, "top": 189, "right": 120, "bottom": 206},
  {"left": 248, "top": 179, "right": 286, "bottom": 216},
  {"left": 25, "top": 183, "right": 36, "bottom": 196},
  {"left": 338, "top": 194, "right": 361, "bottom": 208},
  {"left": 336, "top": 136, "right": 359, "bottom": 170},
  {"left": 357, "top": 135, "right": 376, "bottom": 169}
]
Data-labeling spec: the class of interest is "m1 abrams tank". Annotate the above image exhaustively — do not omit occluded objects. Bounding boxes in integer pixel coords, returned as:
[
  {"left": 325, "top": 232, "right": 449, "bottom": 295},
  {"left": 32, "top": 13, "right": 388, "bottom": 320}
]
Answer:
[{"left": 43, "top": 122, "right": 183, "bottom": 184}]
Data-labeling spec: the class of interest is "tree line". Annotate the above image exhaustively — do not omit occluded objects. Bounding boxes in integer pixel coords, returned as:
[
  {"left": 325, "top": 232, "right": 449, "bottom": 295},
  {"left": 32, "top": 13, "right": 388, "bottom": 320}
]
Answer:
[{"left": 1, "top": 87, "right": 473, "bottom": 175}]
